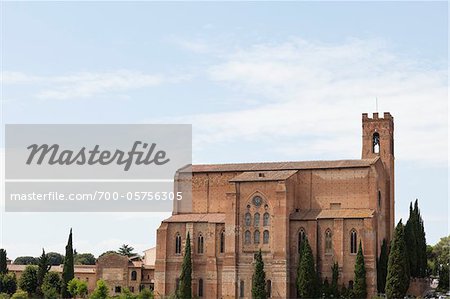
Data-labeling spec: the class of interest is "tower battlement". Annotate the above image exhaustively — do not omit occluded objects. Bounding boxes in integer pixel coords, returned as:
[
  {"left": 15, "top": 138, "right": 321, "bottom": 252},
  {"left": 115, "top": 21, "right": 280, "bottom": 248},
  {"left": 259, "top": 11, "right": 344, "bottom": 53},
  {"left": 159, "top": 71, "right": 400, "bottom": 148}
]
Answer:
[{"left": 362, "top": 112, "right": 393, "bottom": 121}]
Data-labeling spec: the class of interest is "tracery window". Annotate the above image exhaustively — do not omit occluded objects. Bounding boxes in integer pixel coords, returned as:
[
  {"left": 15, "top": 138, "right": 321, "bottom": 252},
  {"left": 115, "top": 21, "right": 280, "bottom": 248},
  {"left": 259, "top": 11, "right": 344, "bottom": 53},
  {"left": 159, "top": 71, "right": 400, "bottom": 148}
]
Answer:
[
  {"left": 175, "top": 233, "right": 182, "bottom": 255},
  {"left": 350, "top": 229, "right": 357, "bottom": 254},
  {"left": 254, "top": 230, "right": 260, "bottom": 244},
  {"left": 263, "top": 230, "right": 269, "bottom": 244},
  {"left": 263, "top": 213, "right": 270, "bottom": 226}
]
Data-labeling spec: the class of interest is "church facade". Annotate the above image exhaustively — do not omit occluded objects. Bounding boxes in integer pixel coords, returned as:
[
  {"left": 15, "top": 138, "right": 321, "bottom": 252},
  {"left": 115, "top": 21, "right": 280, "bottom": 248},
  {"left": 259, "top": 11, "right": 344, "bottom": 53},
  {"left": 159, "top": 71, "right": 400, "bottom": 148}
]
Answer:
[{"left": 154, "top": 112, "right": 395, "bottom": 298}]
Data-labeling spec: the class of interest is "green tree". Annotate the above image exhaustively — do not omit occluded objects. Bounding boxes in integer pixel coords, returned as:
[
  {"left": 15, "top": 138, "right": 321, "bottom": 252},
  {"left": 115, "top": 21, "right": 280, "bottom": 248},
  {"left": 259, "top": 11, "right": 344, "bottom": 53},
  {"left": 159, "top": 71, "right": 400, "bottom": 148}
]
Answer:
[
  {"left": 437, "top": 264, "right": 449, "bottom": 291},
  {"left": 118, "top": 245, "right": 136, "bottom": 257},
  {"left": 352, "top": 241, "right": 367, "bottom": 298},
  {"left": 137, "top": 288, "right": 154, "bottom": 299},
  {"left": 0, "top": 250, "right": 7, "bottom": 274},
  {"left": 252, "top": 249, "right": 267, "bottom": 299},
  {"left": 414, "top": 200, "right": 427, "bottom": 278},
  {"left": 90, "top": 279, "right": 109, "bottom": 299},
  {"left": 68, "top": 278, "right": 80, "bottom": 298},
  {"left": 322, "top": 277, "right": 331, "bottom": 298},
  {"left": 118, "top": 287, "right": 137, "bottom": 299},
  {"left": 386, "top": 220, "right": 410, "bottom": 298},
  {"left": 77, "top": 280, "right": 88, "bottom": 298},
  {"left": 331, "top": 262, "right": 340, "bottom": 297},
  {"left": 0, "top": 272, "right": 17, "bottom": 295},
  {"left": 10, "top": 290, "right": 28, "bottom": 299},
  {"left": 13, "top": 256, "right": 37, "bottom": 265},
  {"left": 177, "top": 232, "right": 192, "bottom": 299},
  {"left": 47, "top": 252, "right": 64, "bottom": 266},
  {"left": 62, "top": 228, "right": 75, "bottom": 298},
  {"left": 74, "top": 253, "right": 96, "bottom": 265},
  {"left": 296, "top": 237, "right": 319, "bottom": 298},
  {"left": 377, "top": 239, "right": 388, "bottom": 293},
  {"left": 41, "top": 271, "right": 62, "bottom": 298},
  {"left": 18, "top": 265, "right": 38, "bottom": 296},
  {"left": 37, "top": 248, "right": 51, "bottom": 294},
  {"left": 98, "top": 251, "right": 117, "bottom": 259}
]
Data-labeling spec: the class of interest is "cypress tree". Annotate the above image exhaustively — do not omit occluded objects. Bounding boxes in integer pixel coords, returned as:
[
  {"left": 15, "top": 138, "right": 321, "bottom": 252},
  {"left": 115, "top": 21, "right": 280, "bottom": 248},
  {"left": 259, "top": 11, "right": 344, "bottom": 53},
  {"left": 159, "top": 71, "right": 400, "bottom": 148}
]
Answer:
[
  {"left": 252, "top": 249, "right": 267, "bottom": 299},
  {"left": 414, "top": 200, "right": 427, "bottom": 277},
  {"left": 386, "top": 220, "right": 410, "bottom": 298},
  {"left": 37, "top": 248, "right": 51, "bottom": 293},
  {"left": 296, "top": 237, "right": 319, "bottom": 298},
  {"left": 405, "top": 203, "right": 418, "bottom": 277},
  {"left": 0, "top": 249, "right": 7, "bottom": 274},
  {"left": 377, "top": 239, "right": 388, "bottom": 293},
  {"left": 331, "top": 262, "right": 339, "bottom": 297},
  {"left": 177, "top": 232, "right": 192, "bottom": 299},
  {"left": 352, "top": 241, "right": 367, "bottom": 298},
  {"left": 61, "top": 229, "right": 74, "bottom": 298}
]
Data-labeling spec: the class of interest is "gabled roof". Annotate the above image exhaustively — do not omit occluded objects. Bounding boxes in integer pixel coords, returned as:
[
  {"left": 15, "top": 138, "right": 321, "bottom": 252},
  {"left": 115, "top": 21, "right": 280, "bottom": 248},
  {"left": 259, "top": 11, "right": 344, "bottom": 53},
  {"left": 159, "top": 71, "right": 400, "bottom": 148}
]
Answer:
[
  {"left": 290, "top": 209, "right": 375, "bottom": 220},
  {"left": 163, "top": 213, "right": 225, "bottom": 223},
  {"left": 187, "top": 157, "right": 379, "bottom": 173}
]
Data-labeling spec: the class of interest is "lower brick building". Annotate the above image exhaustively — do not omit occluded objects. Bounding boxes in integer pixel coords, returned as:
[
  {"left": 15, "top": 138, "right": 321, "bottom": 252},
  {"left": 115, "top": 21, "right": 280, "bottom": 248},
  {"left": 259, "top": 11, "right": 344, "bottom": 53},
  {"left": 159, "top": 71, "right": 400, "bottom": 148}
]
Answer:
[{"left": 154, "top": 112, "right": 395, "bottom": 298}]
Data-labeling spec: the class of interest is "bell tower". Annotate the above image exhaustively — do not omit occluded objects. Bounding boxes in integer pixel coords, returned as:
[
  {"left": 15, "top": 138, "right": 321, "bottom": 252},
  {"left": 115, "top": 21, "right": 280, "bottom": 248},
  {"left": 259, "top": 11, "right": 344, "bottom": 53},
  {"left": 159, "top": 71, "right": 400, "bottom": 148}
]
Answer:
[{"left": 362, "top": 112, "right": 395, "bottom": 238}]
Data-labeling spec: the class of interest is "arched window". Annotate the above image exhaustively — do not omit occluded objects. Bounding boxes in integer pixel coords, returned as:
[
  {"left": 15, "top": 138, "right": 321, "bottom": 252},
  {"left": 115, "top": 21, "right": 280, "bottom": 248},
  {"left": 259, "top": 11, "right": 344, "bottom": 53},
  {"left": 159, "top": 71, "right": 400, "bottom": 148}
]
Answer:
[
  {"left": 197, "top": 233, "right": 204, "bottom": 254},
  {"left": 245, "top": 213, "right": 251, "bottom": 227},
  {"left": 263, "top": 230, "right": 269, "bottom": 244},
  {"left": 131, "top": 270, "right": 137, "bottom": 281},
  {"left": 244, "top": 230, "right": 251, "bottom": 245},
  {"left": 198, "top": 279, "right": 204, "bottom": 297},
  {"left": 266, "top": 280, "right": 272, "bottom": 298},
  {"left": 254, "top": 213, "right": 260, "bottom": 227},
  {"left": 175, "top": 233, "right": 182, "bottom": 255},
  {"left": 239, "top": 280, "right": 245, "bottom": 297},
  {"left": 325, "top": 229, "right": 332, "bottom": 255},
  {"left": 254, "top": 230, "right": 260, "bottom": 244},
  {"left": 263, "top": 213, "right": 270, "bottom": 226},
  {"left": 298, "top": 228, "right": 306, "bottom": 253},
  {"left": 350, "top": 229, "right": 357, "bottom": 254},
  {"left": 220, "top": 230, "right": 225, "bottom": 253},
  {"left": 378, "top": 190, "right": 382, "bottom": 208},
  {"left": 373, "top": 132, "right": 380, "bottom": 154}
]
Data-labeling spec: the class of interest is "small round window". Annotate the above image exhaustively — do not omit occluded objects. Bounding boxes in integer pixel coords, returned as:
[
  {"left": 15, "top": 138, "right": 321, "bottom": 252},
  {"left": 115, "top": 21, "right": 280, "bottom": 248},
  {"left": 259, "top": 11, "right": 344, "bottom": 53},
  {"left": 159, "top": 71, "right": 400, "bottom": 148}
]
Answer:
[{"left": 253, "top": 196, "right": 262, "bottom": 207}]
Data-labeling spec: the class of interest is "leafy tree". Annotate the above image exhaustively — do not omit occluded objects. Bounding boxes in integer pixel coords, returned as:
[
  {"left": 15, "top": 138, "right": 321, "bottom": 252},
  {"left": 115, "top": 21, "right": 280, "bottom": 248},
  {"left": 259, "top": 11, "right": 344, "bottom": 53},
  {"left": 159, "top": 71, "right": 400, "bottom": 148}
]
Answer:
[
  {"left": 386, "top": 220, "right": 410, "bottom": 298},
  {"left": 12, "top": 256, "right": 37, "bottom": 265},
  {"left": 177, "top": 233, "right": 192, "bottom": 299},
  {"left": 77, "top": 280, "right": 88, "bottom": 298},
  {"left": 119, "top": 287, "right": 137, "bottom": 299},
  {"left": 322, "top": 277, "right": 331, "bottom": 298},
  {"left": 62, "top": 229, "right": 75, "bottom": 298},
  {"left": 437, "top": 264, "right": 449, "bottom": 291},
  {"left": 252, "top": 249, "right": 267, "bottom": 299},
  {"left": 352, "top": 241, "right": 367, "bottom": 298},
  {"left": 118, "top": 245, "right": 136, "bottom": 257},
  {"left": 10, "top": 290, "right": 28, "bottom": 299},
  {"left": 0, "top": 293, "right": 9, "bottom": 299},
  {"left": 377, "top": 239, "right": 388, "bottom": 293},
  {"left": 98, "top": 251, "right": 117, "bottom": 259},
  {"left": 41, "top": 271, "right": 62, "bottom": 298},
  {"left": 37, "top": 248, "right": 51, "bottom": 294},
  {"left": 68, "top": 278, "right": 80, "bottom": 298},
  {"left": 296, "top": 237, "right": 319, "bottom": 298},
  {"left": 137, "top": 288, "right": 154, "bottom": 299},
  {"left": 405, "top": 200, "right": 428, "bottom": 278},
  {"left": 47, "top": 252, "right": 64, "bottom": 266},
  {"left": 331, "top": 262, "right": 340, "bottom": 297},
  {"left": 74, "top": 253, "right": 96, "bottom": 265},
  {"left": 0, "top": 272, "right": 17, "bottom": 294},
  {"left": 90, "top": 279, "right": 109, "bottom": 299},
  {"left": 18, "top": 265, "right": 38, "bottom": 296},
  {"left": 0, "top": 250, "right": 7, "bottom": 274}
]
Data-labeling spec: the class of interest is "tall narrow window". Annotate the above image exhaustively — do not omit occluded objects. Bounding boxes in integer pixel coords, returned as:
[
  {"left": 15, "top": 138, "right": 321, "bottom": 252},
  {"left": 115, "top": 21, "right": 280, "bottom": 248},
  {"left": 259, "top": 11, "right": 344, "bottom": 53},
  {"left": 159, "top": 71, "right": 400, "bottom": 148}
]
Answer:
[
  {"left": 378, "top": 190, "right": 382, "bottom": 208},
  {"left": 350, "top": 229, "right": 357, "bottom": 254},
  {"left": 298, "top": 228, "right": 306, "bottom": 252},
  {"left": 263, "top": 230, "right": 269, "bottom": 244},
  {"left": 254, "top": 213, "right": 260, "bottom": 227},
  {"left": 244, "top": 230, "right": 251, "bottom": 245},
  {"left": 254, "top": 230, "right": 260, "bottom": 244},
  {"left": 266, "top": 280, "right": 272, "bottom": 298},
  {"left": 245, "top": 213, "right": 251, "bottom": 227},
  {"left": 175, "top": 233, "right": 182, "bottom": 255},
  {"left": 373, "top": 132, "right": 380, "bottom": 154},
  {"left": 220, "top": 230, "right": 225, "bottom": 253},
  {"left": 239, "top": 280, "right": 244, "bottom": 298},
  {"left": 263, "top": 212, "right": 270, "bottom": 226},
  {"left": 197, "top": 233, "right": 204, "bottom": 254},
  {"left": 198, "top": 279, "right": 204, "bottom": 297},
  {"left": 131, "top": 270, "right": 137, "bottom": 281},
  {"left": 325, "top": 229, "right": 332, "bottom": 255}
]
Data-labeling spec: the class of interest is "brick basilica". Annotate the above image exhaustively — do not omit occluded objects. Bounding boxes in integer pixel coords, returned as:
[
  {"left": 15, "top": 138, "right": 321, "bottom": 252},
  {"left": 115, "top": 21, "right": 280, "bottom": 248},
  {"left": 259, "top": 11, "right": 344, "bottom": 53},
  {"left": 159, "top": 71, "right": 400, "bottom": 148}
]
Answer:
[{"left": 154, "top": 112, "right": 395, "bottom": 298}]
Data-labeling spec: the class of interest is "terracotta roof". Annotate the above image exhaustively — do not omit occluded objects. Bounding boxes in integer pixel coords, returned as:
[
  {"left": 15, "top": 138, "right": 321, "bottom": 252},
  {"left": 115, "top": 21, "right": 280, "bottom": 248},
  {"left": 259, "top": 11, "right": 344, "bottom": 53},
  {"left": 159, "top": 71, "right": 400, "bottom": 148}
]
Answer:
[
  {"left": 290, "top": 209, "right": 375, "bottom": 220},
  {"left": 163, "top": 213, "right": 225, "bottom": 223},
  {"left": 230, "top": 170, "right": 298, "bottom": 182},
  {"left": 8, "top": 264, "right": 96, "bottom": 274},
  {"left": 186, "top": 157, "right": 379, "bottom": 173},
  {"left": 143, "top": 247, "right": 156, "bottom": 267}
]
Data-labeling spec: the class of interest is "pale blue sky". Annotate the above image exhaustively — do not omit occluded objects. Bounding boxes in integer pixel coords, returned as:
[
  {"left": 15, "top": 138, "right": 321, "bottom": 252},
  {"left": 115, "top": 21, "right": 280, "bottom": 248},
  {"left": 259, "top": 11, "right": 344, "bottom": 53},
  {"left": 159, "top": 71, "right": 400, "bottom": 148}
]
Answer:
[{"left": 1, "top": 1, "right": 448, "bottom": 259}]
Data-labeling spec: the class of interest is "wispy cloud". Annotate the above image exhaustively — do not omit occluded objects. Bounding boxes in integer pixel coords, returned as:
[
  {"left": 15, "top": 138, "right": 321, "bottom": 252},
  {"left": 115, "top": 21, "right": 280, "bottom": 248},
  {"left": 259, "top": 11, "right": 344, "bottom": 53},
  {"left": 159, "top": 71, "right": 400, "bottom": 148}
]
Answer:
[
  {"left": 169, "top": 37, "right": 447, "bottom": 165},
  {"left": 2, "top": 70, "right": 186, "bottom": 100}
]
